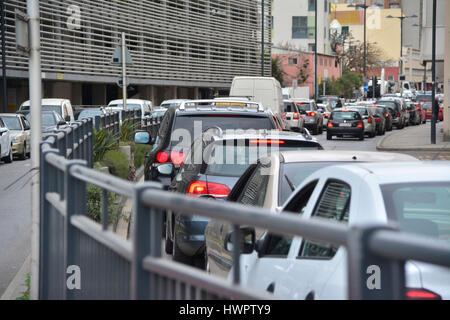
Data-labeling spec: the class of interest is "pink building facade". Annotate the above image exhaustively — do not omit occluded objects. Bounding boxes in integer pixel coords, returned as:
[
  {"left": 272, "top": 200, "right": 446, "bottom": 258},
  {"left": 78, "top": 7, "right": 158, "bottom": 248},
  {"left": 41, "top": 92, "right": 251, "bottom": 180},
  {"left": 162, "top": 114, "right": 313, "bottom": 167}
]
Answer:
[{"left": 273, "top": 53, "right": 341, "bottom": 98}]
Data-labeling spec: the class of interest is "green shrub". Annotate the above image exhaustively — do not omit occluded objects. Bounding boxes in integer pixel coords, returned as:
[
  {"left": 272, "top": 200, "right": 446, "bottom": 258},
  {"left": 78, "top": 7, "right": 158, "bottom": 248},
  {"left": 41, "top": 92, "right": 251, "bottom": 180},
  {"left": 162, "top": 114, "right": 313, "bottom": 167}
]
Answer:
[
  {"left": 101, "top": 149, "right": 130, "bottom": 180},
  {"left": 94, "top": 129, "right": 117, "bottom": 163},
  {"left": 134, "top": 144, "right": 150, "bottom": 168},
  {"left": 86, "top": 184, "right": 124, "bottom": 225},
  {"left": 120, "top": 120, "right": 137, "bottom": 143}
]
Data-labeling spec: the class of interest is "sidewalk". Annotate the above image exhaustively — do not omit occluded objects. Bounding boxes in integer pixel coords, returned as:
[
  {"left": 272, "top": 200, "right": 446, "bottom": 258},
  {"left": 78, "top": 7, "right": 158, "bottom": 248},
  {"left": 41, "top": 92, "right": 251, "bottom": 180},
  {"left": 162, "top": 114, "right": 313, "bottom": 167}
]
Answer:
[{"left": 377, "top": 122, "right": 450, "bottom": 152}]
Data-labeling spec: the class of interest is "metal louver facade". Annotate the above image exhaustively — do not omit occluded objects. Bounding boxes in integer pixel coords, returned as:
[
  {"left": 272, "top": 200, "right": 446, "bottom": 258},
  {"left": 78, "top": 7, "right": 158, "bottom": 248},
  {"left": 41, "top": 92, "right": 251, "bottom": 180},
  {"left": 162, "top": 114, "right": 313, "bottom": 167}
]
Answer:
[{"left": 2, "top": 0, "right": 272, "bottom": 88}]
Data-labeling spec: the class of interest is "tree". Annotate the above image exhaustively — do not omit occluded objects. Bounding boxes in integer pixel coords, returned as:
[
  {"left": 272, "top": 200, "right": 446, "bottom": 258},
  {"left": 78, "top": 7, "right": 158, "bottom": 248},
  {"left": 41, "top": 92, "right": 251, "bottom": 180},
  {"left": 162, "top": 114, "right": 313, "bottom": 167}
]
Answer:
[
  {"left": 319, "top": 70, "right": 362, "bottom": 99},
  {"left": 271, "top": 57, "right": 285, "bottom": 86}
]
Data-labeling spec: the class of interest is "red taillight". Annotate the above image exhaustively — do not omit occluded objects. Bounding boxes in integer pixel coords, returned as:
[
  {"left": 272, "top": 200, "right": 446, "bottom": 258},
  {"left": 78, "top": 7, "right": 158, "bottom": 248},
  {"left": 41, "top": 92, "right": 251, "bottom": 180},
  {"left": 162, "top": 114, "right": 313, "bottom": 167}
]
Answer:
[
  {"left": 357, "top": 121, "right": 363, "bottom": 128},
  {"left": 307, "top": 112, "right": 316, "bottom": 117},
  {"left": 249, "top": 139, "right": 285, "bottom": 145},
  {"left": 368, "top": 116, "right": 373, "bottom": 124},
  {"left": 324, "top": 114, "right": 329, "bottom": 118},
  {"left": 397, "top": 112, "right": 401, "bottom": 117},
  {"left": 156, "top": 151, "right": 169, "bottom": 163},
  {"left": 406, "top": 288, "right": 441, "bottom": 300},
  {"left": 170, "top": 151, "right": 186, "bottom": 165},
  {"left": 375, "top": 118, "right": 380, "bottom": 123},
  {"left": 327, "top": 120, "right": 333, "bottom": 128},
  {"left": 187, "top": 181, "right": 230, "bottom": 198},
  {"left": 416, "top": 106, "right": 420, "bottom": 111},
  {"left": 293, "top": 113, "right": 299, "bottom": 120},
  {"left": 386, "top": 113, "right": 390, "bottom": 118}
]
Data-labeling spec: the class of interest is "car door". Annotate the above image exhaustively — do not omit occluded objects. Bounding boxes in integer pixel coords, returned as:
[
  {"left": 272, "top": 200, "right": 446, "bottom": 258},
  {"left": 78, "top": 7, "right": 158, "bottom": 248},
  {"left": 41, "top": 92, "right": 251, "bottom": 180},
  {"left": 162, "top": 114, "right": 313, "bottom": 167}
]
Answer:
[
  {"left": 0, "top": 118, "right": 7, "bottom": 156},
  {"left": 241, "top": 180, "right": 319, "bottom": 297},
  {"left": 277, "top": 179, "right": 352, "bottom": 300}
]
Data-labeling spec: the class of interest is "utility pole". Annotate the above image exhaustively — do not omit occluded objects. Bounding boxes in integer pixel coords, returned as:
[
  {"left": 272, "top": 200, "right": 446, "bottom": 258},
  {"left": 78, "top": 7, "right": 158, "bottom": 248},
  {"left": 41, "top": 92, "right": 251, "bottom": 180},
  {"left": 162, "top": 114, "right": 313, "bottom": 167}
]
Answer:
[
  {"left": 121, "top": 32, "right": 127, "bottom": 110},
  {"left": 431, "top": 0, "right": 437, "bottom": 144},
  {"left": 28, "top": 0, "right": 42, "bottom": 300},
  {"left": 1, "top": 0, "right": 7, "bottom": 113}
]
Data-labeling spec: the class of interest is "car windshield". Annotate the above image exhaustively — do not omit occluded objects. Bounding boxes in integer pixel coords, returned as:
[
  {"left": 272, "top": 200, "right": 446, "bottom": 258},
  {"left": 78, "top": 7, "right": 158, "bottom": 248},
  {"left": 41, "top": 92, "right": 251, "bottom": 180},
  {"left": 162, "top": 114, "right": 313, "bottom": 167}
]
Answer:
[
  {"left": 206, "top": 141, "right": 322, "bottom": 177},
  {"left": 416, "top": 95, "right": 432, "bottom": 102},
  {"left": 1, "top": 117, "right": 22, "bottom": 130},
  {"left": 169, "top": 115, "right": 274, "bottom": 150},
  {"left": 350, "top": 108, "right": 368, "bottom": 116},
  {"left": 78, "top": 110, "right": 103, "bottom": 119},
  {"left": 382, "top": 183, "right": 450, "bottom": 243},
  {"left": 423, "top": 103, "right": 432, "bottom": 109},
  {"left": 42, "top": 113, "right": 57, "bottom": 127},
  {"left": 280, "top": 162, "right": 342, "bottom": 204},
  {"left": 161, "top": 102, "right": 182, "bottom": 109},
  {"left": 331, "top": 111, "right": 361, "bottom": 120},
  {"left": 109, "top": 104, "right": 142, "bottom": 111}
]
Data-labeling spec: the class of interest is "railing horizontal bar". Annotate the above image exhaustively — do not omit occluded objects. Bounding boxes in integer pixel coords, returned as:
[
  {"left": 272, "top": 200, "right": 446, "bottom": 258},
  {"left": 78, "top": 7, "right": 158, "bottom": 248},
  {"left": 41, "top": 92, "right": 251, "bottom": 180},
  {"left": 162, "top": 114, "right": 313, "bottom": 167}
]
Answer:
[
  {"left": 45, "top": 192, "right": 66, "bottom": 217},
  {"left": 141, "top": 189, "right": 348, "bottom": 246},
  {"left": 45, "top": 153, "right": 69, "bottom": 172},
  {"left": 70, "top": 165, "right": 134, "bottom": 198},
  {"left": 142, "top": 257, "right": 274, "bottom": 300},
  {"left": 71, "top": 216, "right": 133, "bottom": 261},
  {"left": 368, "top": 230, "right": 450, "bottom": 268}
]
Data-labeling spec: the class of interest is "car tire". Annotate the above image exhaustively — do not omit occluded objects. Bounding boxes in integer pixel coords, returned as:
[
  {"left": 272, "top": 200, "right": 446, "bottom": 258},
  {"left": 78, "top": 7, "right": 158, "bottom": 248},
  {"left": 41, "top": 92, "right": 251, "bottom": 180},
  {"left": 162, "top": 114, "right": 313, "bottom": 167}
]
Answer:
[
  {"left": 19, "top": 143, "right": 27, "bottom": 160},
  {"left": 370, "top": 131, "right": 376, "bottom": 138},
  {"left": 165, "top": 220, "right": 173, "bottom": 255},
  {"left": 3, "top": 147, "right": 13, "bottom": 164},
  {"left": 358, "top": 133, "right": 364, "bottom": 141},
  {"left": 312, "top": 124, "right": 319, "bottom": 135},
  {"left": 172, "top": 228, "right": 193, "bottom": 265},
  {"left": 326, "top": 133, "right": 332, "bottom": 140},
  {"left": 319, "top": 123, "right": 323, "bottom": 134}
]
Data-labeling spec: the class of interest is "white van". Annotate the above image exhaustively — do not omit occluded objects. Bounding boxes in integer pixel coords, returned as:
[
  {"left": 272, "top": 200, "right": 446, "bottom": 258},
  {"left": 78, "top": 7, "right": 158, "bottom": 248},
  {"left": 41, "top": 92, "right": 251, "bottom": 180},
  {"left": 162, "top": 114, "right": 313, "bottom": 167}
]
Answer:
[
  {"left": 19, "top": 98, "right": 75, "bottom": 122},
  {"left": 107, "top": 99, "right": 152, "bottom": 126},
  {"left": 229, "top": 77, "right": 284, "bottom": 114}
]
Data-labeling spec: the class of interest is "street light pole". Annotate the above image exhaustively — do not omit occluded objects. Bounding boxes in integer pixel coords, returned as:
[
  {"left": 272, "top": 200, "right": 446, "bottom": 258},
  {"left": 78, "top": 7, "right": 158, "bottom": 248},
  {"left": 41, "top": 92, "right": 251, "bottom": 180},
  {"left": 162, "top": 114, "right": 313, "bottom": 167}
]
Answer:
[
  {"left": 363, "top": 0, "right": 367, "bottom": 89},
  {"left": 261, "top": 0, "right": 264, "bottom": 76},
  {"left": 314, "top": 0, "right": 318, "bottom": 100},
  {"left": 431, "top": 0, "right": 437, "bottom": 144}
]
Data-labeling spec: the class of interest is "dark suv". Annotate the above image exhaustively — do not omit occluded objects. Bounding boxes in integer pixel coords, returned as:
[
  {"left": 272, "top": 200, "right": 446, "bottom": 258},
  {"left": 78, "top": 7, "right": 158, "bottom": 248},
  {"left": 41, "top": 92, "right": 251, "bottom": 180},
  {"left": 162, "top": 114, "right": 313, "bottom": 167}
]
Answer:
[
  {"left": 139, "top": 100, "right": 279, "bottom": 189},
  {"left": 326, "top": 109, "right": 365, "bottom": 141},
  {"left": 165, "top": 129, "right": 323, "bottom": 268}
]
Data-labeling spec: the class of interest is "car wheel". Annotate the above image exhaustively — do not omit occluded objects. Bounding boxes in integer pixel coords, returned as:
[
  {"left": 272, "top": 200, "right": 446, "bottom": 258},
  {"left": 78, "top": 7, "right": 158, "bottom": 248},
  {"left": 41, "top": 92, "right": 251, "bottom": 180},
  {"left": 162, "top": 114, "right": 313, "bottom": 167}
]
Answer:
[
  {"left": 358, "top": 133, "right": 364, "bottom": 141},
  {"left": 3, "top": 147, "right": 13, "bottom": 164},
  {"left": 172, "top": 228, "right": 193, "bottom": 265},
  {"left": 19, "top": 143, "right": 27, "bottom": 160},
  {"left": 370, "top": 131, "right": 376, "bottom": 138},
  {"left": 319, "top": 123, "right": 323, "bottom": 134},
  {"left": 312, "top": 124, "right": 319, "bottom": 135},
  {"left": 165, "top": 219, "right": 173, "bottom": 255},
  {"left": 326, "top": 133, "right": 332, "bottom": 140}
]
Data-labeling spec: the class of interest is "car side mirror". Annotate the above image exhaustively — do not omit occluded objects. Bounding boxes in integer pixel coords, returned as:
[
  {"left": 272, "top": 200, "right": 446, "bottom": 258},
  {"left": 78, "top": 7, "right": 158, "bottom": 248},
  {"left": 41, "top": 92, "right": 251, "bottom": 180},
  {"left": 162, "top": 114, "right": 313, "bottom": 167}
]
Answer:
[
  {"left": 0, "top": 127, "right": 7, "bottom": 135},
  {"left": 224, "top": 227, "right": 255, "bottom": 254},
  {"left": 145, "top": 111, "right": 151, "bottom": 116},
  {"left": 24, "top": 125, "right": 30, "bottom": 130},
  {"left": 65, "top": 115, "right": 71, "bottom": 122},
  {"left": 56, "top": 120, "right": 66, "bottom": 128},
  {"left": 134, "top": 131, "right": 152, "bottom": 144}
]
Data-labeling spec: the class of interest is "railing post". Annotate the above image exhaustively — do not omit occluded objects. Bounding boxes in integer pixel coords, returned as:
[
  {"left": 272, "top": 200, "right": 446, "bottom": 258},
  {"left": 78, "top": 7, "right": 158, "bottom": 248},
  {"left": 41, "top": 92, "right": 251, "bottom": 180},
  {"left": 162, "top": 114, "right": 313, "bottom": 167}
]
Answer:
[
  {"left": 87, "top": 118, "right": 94, "bottom": 168},
  {"left": 131, "top": 182, "right": 163, "bottom": 300},
  {"left": 64, "top": 160, "right": 87, "bottom": 300},
  {"left": 94, "top": 115, "right": 100, "bottom": 132},
  {"left": 347, "top": 226, "right": 406, "bottom": 300},
  {"left": 39, "top": 144, "right": 59, "bottom": 300}
]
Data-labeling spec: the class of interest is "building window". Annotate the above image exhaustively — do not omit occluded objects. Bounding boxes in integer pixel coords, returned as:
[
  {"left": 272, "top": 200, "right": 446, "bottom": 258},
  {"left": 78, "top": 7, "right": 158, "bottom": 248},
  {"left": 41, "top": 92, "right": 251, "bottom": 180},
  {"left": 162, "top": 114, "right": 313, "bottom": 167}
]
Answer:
[
  {"left": 309, "top": 43, "right": 316, "bottom": 52},
  {"left": 292, "top": 16, "right": 308, "bottom": 39},
  {"left": 308, "top": 0, "right": 315, "bottom": 11},
  {"left": 288, "top": 57, "right": 298, "bottom": 65},
  {"left": 342, "top": 26, "right": 349, "bottom": 36}
]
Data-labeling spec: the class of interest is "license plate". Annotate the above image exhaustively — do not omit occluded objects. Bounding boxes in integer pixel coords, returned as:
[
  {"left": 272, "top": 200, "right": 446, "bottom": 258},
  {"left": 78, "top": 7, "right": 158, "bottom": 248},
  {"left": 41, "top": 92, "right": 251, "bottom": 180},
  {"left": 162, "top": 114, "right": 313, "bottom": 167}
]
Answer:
[
  {"left": 340, "top": 123, "right": 352, "bottom": 127},
  {"left": 287, "top": 117, "right": 291, "bottom": 120}
]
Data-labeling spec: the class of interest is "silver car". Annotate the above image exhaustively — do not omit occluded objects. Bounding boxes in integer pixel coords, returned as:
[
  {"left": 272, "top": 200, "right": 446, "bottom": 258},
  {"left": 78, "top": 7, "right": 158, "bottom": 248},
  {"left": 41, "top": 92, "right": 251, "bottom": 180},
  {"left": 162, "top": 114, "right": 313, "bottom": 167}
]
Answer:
[
  {"left": 282, "top": 100, "right": 305, "bottom": 132},
  {"left": 346, "top": 106, "right": 377, "bottom": 138}
]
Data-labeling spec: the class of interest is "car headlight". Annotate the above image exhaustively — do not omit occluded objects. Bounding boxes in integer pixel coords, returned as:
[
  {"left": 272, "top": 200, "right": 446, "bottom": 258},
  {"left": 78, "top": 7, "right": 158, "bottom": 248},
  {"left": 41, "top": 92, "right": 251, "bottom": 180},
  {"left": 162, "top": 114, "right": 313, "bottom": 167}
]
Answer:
[{"left": 14, "top": 137, "right": 22, "bottom": 143}]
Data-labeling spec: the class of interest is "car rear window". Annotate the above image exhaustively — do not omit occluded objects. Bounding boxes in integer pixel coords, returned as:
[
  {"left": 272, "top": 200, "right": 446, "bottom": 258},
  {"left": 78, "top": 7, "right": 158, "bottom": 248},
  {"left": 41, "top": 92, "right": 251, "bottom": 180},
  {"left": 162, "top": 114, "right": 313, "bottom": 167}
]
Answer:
[
  {"left": 382, "top": 183, "right": 450, "bottom": 243},
  {"left": 295, "top": 102, "right": 312, "bottom": 112},
  {"left": 282, "top": 103, "right": 296, "bottom": 113},
  {"left": 205, "top": 140, "right": 322, "bottom": 177},
  {"left": 351, "top": 108, "right": 368, "bottom": 116},
  {"left": 331, "top": 111, "right": 361, "bottom": 120},
  {"left": 169, "top": 115, "right": 274, "bottom": 149},
  {"left": 377, "top": 101, "right": 399, "bottom": 111},
  {"left": 416, "top": 95, "right": 432, "bottom": 102}
]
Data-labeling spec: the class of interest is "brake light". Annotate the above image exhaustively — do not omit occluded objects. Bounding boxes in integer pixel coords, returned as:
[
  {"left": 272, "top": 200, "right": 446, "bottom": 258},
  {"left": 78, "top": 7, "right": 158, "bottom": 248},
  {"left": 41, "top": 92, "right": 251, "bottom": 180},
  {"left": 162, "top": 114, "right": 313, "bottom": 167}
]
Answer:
[
  {"left": 324, "top": 114, "right": 329, "bottom": 118},
  {"left": 375, "top": 118, "right": 380, "bottom": 123},
  {"left": 293, "top": 113, "right": 299, "bottom": 120},
  {"left": 249, "top": 139, "right": 286, "bottom": 145},
  {"left": 416, "top": 106, "right": 420, "bottom": 111},
  {"left": 156, "top": 151, "right": 169, "bottom": 163},
  {"left": 368, "top": 116, "right": 373, "bottom": 124},
  {"left": 327, "top": 120, "right": 333, "bottom": 128},
  {"left": 307, "top": 112, "right": 316, "bottom": 117},
  {"left": 397, "top": 112, "right": 400, "bottom": 117},
  {"left": 170, "top": 151, "right": 186, "bottom": 165},
  {"left": 187, "top": 181, "right": 230, "bottom": 198},
  {"left": 385, "top": 113, "right": 390, "bottom": 118},
  {"left": 406, "top": 288, "right": 441, "bottom": 300},
  {"left": 357, "top": 121, "right": 363, "bottom": 128}
]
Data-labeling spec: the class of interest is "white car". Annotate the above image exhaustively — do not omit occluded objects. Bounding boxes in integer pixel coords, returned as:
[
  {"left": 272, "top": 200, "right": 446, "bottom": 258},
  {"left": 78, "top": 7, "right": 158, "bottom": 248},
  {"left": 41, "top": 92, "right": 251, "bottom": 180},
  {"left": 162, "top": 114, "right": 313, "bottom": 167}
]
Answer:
[
  {"left": 0, "top": 117, "right": 13, "bottom": 163},
  {"left": 160, "top": 99, "right": 190, "bottom": 109},
  {"left": 107, "top": 99, "right": 152, "bottom": 126},
  {"left": 231, "top": 162, "right": 450, "bottom": 300},
  {"left": 19, "top": 98, "right": 75, "bottom": 122}
]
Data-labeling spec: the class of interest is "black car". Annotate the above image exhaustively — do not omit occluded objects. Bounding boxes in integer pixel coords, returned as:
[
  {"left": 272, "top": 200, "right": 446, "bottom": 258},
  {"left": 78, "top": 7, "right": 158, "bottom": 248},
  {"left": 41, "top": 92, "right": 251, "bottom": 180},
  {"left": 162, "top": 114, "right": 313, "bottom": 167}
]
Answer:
[
  {"left": 165, "top": 129, "right": 323, "bottom": 268},
  {"left": 326, "top": 109, "right": 365, "bottom": 141},
  {"left": 377, "top": 99, "right": 406, "bottom": 129},
  {"left": 139, "top": 100, "right": 280, "bottom": 189}
]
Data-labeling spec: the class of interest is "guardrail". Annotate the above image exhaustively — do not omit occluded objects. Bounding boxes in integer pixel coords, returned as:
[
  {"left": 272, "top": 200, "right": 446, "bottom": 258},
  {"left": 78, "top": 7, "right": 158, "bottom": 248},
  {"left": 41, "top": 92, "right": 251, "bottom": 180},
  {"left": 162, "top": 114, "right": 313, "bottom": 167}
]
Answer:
[{"left": 38, "top": 118, "right": 450, "bottom": 300}]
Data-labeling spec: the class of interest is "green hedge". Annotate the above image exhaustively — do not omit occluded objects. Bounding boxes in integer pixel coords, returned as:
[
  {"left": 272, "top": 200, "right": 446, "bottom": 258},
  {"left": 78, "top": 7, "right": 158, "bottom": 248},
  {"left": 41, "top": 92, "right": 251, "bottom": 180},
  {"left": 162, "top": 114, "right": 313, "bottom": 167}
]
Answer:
[
  {"left": 134, "top": 144, "right": 150, "bottom": 168},
  {"left": 101, "top": 149, "right": 130, "bottom": 180},
  {"left": 86, "top": 184, "right": 124, "bottom": 225}
]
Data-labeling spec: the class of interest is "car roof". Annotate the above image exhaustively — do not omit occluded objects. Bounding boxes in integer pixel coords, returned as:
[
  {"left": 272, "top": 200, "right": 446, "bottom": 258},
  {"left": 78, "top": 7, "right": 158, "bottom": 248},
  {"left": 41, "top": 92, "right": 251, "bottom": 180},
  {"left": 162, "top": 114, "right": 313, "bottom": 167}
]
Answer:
[
  {"left": 0, "top": 113, "right": 22, "bottom": 117},
  {"left": 161, "top": 99, "right": 189, "bottom": 104},
  {"left": 278, "top": 150, "right": 418, "bottom": 163},
  {"left": 21, "top": 99, "right": 68, "bottom": 106},
  {"left": 108, "top": 99, "right": 146, "bottom": 105},
  {"left": 327, "top": 162, "right": 450, "bottom": 185}
]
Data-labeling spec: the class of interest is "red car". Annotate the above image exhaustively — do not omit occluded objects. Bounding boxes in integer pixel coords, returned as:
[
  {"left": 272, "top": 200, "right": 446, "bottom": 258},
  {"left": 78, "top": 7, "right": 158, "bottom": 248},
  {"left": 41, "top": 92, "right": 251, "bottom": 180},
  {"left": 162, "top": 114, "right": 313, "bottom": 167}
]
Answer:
[{"left": 423, "top": 102, "right": 444, "bottom": 121}]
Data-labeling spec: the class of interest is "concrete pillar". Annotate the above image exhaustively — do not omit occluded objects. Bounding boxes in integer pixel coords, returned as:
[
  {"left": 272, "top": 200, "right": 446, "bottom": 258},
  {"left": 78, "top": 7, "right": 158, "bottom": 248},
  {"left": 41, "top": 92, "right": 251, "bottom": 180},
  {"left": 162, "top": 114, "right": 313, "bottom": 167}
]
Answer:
[
  {"left": 50, "top": 82, "right": 72, "bottom": 100},
  {"left": 92, "top": 84, "right": 106, "bottom": 105},
  {"left": 150, "top": 85, "right": 156, "bottom": 106},
  {"left": 194, "top": 87, "right": 199, "bottom": 99},
  {"left": 173, "top": 86, "right": 178, "bottom": 99},
  {"left": 444, "top": 1, "right": 450, "bottom": 141},
  {"left": 72, "top": 83, "right": 82, "bottom": 105}
]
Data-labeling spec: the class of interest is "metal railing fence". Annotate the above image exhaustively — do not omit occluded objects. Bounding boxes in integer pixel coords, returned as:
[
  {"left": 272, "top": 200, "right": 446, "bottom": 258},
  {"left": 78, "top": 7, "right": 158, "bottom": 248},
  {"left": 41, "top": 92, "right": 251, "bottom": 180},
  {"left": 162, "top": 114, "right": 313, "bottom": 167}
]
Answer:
[{"left": 38, "top": 118, "right": 450, "bottom": 300}]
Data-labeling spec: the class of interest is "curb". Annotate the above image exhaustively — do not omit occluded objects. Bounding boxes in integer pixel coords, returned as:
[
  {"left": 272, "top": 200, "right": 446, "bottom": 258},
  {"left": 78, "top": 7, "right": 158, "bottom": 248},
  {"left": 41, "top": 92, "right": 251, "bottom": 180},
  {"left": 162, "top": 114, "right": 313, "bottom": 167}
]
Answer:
[
  {"left": 0, "top": 255, "right": 30, "bottom": 300},
  {"left": 377, "top": 130, "right": 450, "bottom": 152}
]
